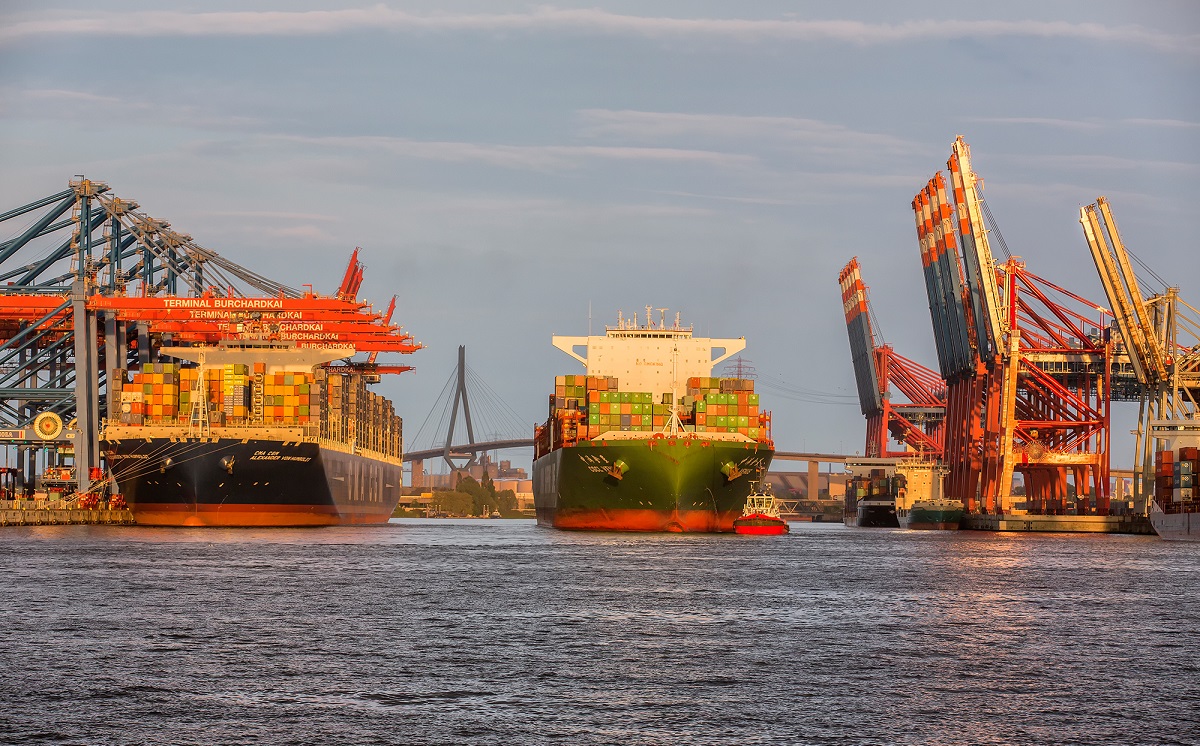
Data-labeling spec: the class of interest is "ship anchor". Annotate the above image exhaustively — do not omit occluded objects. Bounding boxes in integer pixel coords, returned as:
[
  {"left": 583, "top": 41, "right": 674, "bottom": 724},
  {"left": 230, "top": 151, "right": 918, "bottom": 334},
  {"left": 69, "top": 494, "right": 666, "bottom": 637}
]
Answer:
[{"left": 721, "top": 461, "right": 745, "bottom": 481}]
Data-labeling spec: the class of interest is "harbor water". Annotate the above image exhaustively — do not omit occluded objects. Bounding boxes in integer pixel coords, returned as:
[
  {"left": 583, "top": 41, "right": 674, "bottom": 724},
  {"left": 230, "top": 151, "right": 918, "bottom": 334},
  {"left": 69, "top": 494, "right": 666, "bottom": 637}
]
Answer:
[{"left": 1, "top": 520, "right": 1198, "bottom": 745}]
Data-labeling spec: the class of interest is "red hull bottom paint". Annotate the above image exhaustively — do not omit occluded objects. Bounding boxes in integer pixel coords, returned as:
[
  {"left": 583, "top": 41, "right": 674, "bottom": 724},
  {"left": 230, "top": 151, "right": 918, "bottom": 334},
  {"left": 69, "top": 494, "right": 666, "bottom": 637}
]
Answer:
[
  {"left": 551, "top": 508, "right": 738, "bottom": 533},
  {"left": 733, "top": 513, "right": 790, "bottom": 535},
  {"left": 132, "top": 503, "right": 393, "bottom": 527}
]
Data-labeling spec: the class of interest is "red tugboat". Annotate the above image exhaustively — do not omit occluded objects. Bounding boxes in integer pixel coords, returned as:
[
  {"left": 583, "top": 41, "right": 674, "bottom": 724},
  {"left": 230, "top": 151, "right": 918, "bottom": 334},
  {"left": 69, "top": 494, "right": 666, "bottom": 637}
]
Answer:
[{"left": 733, "top": 480, "right": 789, "bottom": 535}]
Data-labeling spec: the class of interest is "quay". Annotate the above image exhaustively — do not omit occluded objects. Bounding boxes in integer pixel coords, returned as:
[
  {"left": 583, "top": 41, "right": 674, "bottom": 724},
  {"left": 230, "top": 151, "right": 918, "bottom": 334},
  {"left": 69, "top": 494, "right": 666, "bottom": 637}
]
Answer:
[
  {"left": 962, "top": 513, "right": 1154, "bottom": 535},
  {"left": 0, "top": 500, "right": 134, "bottom": 526}
]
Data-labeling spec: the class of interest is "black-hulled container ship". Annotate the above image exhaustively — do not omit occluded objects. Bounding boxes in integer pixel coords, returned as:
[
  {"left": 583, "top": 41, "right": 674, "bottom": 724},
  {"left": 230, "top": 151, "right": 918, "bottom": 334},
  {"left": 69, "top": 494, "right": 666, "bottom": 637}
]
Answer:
[
  {"left": 533, "top": 309, "right": 774, "bottom": 532},
  {"left": 844, "top": 458, "right": 900, "bottom": 528},
  {"left": 102, "top": 343, "right": 404, "bottom": 526}
]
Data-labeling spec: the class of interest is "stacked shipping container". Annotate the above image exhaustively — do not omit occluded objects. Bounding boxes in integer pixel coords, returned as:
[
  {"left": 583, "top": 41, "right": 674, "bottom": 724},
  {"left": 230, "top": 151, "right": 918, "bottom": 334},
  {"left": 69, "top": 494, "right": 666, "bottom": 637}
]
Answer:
[
  {"left": 320, "top": 369, "right": 403, "bottom": 459},
  {"left": 545, "top": 374, "right": 771, "bottom": 443},
  {"left": 113, "top": 363, "right": 402, "bottom": 460},
  {"left": 1156, "top": 446, "right": 1199, "bottom": 508}
]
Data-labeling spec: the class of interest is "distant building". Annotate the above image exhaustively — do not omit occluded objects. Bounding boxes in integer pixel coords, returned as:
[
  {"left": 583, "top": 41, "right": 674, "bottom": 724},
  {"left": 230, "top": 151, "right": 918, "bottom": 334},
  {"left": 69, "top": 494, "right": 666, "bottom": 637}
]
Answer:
[{"left": 407, "top": 454, "right": 532, "bottom": 508}]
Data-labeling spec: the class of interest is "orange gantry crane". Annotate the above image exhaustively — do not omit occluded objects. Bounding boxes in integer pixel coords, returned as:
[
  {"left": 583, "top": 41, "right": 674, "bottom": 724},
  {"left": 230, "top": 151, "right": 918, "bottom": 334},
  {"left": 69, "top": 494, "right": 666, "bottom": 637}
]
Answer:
[
  {"left": 0, "top": 177, "right": 420, "bottom": 494},
  {"left": 838, "top": 258, "right": 946, "bottom": 459},
  {"left": 909, "top": 137, "right": 1139, "bottom": 515}
]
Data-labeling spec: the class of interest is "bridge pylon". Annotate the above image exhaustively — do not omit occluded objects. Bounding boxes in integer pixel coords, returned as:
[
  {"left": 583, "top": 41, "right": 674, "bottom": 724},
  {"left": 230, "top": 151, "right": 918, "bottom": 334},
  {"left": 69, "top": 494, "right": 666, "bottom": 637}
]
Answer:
[{"left": 443, "top": 345, "right": 477, "bottom": 470}]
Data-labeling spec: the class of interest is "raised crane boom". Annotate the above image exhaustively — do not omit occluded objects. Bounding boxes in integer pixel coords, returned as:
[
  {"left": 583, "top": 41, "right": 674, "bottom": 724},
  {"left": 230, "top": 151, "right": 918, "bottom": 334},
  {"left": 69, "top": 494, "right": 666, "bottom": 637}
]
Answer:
[
  {"left": 839, "top": 257, "right": 945, "bottom": 458},
  {"left": 948, "top": 136, "right": 1007, "bottom": 356}
]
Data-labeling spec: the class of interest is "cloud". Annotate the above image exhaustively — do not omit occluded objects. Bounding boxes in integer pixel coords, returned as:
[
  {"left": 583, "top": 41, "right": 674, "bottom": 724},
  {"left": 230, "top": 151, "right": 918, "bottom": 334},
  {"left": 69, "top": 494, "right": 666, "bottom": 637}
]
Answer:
[
  {"left": 965, "top": 116, "right": 1105, "bottom": 131},
  {"left": 201, "top": 210, "right": 342, "bottom": 222},
  {"left": 967, "top": 116, "right": 1200, "bottom": 131},
  {"left": 267, "top": 133, "right": 758, "bottom": 171},
  {"left": 999, "top": 153, "right": 1200, "bottom": 174},
  {"left": 1120, "top": 118, "right": 1200, "bottom": 129},
  {"left": 1, "top": 7, "right": 1195, "bottom": 55},
  {"left": 0, "top": 87, "right": 263, "bottom": 131},
  {"left": 576, "top": 109, "right": 923, "bottom": 156},
  {"left": 258, "top": 224, "right": 336, "bottom": 241}
]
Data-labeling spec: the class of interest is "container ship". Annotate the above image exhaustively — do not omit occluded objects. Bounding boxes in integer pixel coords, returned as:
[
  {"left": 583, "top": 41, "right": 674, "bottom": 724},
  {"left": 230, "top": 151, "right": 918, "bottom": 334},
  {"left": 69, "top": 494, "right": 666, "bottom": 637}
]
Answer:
[
  {"left": 843, "top": 458, "right": 961, "bottom": 530},
  {"left": 533, "top": 309, "right": 774, "bottom": 532},
  {"left": 1149, "top": 420, "right": 1200, "bottom": 541},
  {"left": 101, "top": 342, "right": 404, "bottom": 526}
]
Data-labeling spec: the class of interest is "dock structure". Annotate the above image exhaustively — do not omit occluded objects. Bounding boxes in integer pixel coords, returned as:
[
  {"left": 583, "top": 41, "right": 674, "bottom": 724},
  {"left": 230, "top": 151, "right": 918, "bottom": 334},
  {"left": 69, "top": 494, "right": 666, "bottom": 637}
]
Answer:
[
  {"left": 835, "top": 137, "right": 1152, "bottom": 533},
  {"left": 0, "top": 499, "right": 133, "bottom": 526},
  {"left": 0, "top": 179, "right": 420, "bottom": 518},
  {"left": 962, "top": 513, "right": 1154, "bottom": 535}
]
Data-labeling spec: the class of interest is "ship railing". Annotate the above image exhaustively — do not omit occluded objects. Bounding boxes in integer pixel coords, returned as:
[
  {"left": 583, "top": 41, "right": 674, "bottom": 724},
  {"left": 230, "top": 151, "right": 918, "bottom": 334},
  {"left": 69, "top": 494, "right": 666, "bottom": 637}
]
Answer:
[{"left": 314, "top": 437, "right": 404, "bottom": 467}]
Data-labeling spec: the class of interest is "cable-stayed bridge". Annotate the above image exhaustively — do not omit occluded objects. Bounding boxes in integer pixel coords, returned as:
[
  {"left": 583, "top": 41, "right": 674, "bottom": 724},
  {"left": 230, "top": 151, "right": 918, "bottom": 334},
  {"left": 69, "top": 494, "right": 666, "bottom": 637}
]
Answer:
[{"left": 403, "top": 346, "right": 532, "bottom": 467}]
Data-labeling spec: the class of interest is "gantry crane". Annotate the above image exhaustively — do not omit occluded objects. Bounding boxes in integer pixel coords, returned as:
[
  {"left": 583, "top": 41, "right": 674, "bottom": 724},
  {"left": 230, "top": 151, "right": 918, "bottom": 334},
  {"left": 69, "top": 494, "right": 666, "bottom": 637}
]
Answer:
[
  {"left": 911, "top": 137, "right": 1138, "bottom": 515},
  {"left": 838, "top": 258, "right": 946, "bottom": 459},
  {"left": 1081, "top": 197, "right": 1200, "bottom": 511},
  {"left": 0, "top": 178, "right": 420, "bottom": 495}
]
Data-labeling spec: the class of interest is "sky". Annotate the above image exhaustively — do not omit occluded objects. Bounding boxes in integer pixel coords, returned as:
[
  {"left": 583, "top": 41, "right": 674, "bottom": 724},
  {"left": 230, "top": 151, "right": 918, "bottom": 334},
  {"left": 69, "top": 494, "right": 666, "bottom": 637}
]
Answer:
[{"left": 1, "top": 1, "right": 1197, "bottom": 471}]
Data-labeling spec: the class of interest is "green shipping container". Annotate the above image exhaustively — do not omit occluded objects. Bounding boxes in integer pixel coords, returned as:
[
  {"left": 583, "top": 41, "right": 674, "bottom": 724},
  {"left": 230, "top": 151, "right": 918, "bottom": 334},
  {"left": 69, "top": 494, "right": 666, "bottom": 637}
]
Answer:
[
  {"left": 695, "top": 401, "right": 707, "bottom": 413},
  {"left": 738, "top": 416, "right": 749, "bottom": 427},
  {"left": 621, "top": 392, "right": 632, "bottom": 403},
  {"left": 589, "top": 413, "right": 599, "bottom": 425},
  {"left": 749, "top": 394, "right": 759, "bottom": 406},
  {"left": 631, "top": 403, "right": 642, "bottom": 415},
  {"left": 749, "top": 427, "right": 759, "bottom": 439}
]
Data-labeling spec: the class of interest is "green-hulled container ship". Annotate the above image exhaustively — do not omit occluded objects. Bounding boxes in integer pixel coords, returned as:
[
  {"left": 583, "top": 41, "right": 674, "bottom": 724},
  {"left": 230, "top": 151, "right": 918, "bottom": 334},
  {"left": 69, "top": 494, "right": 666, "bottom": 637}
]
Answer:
[{"left": 533, "top": 308, "right": 774, "bottom": 532}]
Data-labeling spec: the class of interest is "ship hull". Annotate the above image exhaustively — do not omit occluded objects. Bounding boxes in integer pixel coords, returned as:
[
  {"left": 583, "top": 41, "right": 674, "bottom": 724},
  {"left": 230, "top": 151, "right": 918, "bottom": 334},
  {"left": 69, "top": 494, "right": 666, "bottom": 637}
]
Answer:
[
  {"left": 104, "top": 438, "right": 402, "bottom": 527},
  {"left": 898, "top": 501, "right": 964, "bottom": 531},
  {"left": 855, "top": 500, "right": 899, "bottom": 528},
  {"left": 733, "top": 514, "right": 789, "bottom": 535},
  {"left": 533, "top": 438, "right": 773, "bottom": 532},
  {"left": 1149, "top": 501, "right": 1200, "bottom": 542}
]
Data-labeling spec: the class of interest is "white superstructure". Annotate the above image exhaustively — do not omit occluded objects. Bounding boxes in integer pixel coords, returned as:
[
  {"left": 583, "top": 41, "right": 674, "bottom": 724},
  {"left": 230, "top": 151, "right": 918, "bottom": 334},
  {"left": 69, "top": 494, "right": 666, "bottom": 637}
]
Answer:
[{"left": 552, "top": 308, "right": 744, "bottom": 398}]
